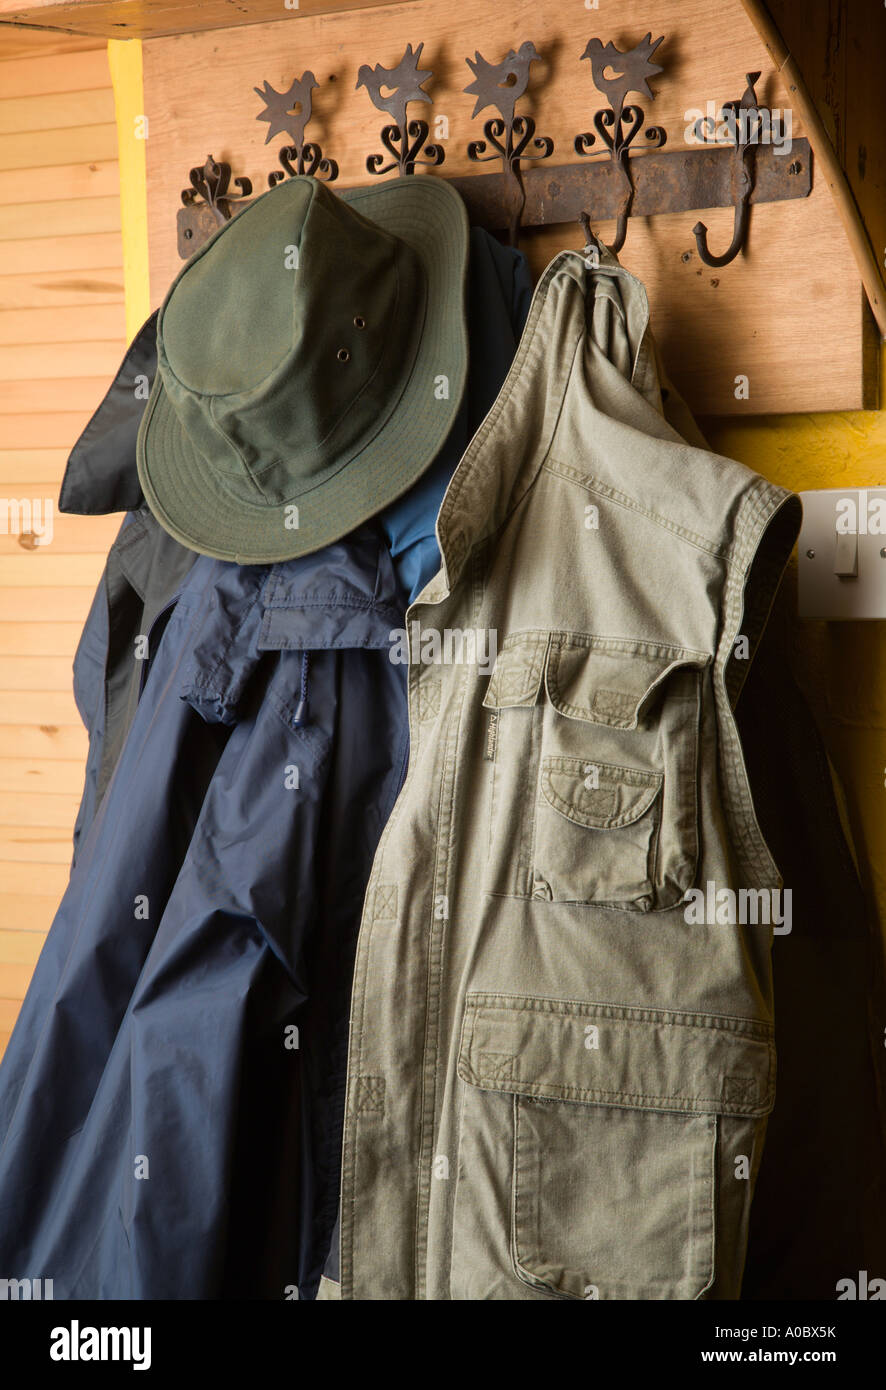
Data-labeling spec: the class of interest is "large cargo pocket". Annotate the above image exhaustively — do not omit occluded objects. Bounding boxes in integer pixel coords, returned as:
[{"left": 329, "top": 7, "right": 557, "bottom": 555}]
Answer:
[
  {"left": 482, "top": 632, "right": 709, "bottom": 909},
  {"left": 456, "top": 993, "right": 775, "bottom": 1300}
]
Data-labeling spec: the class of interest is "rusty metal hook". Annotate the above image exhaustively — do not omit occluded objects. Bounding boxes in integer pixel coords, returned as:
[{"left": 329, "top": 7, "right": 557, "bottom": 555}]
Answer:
[
  {"left": 357, "top": 43, "right": 445, "bottom": 175},
  {"left": 692, "top": 72, "right": 765, "bottom": 267},
  {"left": 692, "top": 154, "right": 753, "bottom": 266},
  {"left": 464, "top": 42, "right": 552, "bottom": 245},
  {"left": 575, "top": 34, "right": 666, "bottom": 256}
]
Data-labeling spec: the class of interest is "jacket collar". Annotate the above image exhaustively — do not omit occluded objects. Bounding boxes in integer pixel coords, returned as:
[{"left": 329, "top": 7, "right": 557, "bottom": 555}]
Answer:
[
  {"left": 257, "top": 525, "right": 405, "bottom": 652},
  {"left": 58, "top": 313, "right": 158, "bottom": 516},
  {"left": 428, "top": 243, "right": 658, "bottom": 602},
  {"left": 180, "top": 522, "right": 405, "bottom": 723}
]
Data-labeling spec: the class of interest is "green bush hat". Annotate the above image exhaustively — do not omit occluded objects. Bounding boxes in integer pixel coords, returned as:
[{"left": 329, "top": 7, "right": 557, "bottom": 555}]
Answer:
[{"left": 136, "top": 174, "right": 469, "bottom": 562}]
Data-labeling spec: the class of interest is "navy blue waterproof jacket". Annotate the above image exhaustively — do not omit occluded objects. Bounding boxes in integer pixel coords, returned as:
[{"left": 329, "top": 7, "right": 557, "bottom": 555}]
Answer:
[{"left": 0, "top": 229, "right": 532, "bottom": 1299}]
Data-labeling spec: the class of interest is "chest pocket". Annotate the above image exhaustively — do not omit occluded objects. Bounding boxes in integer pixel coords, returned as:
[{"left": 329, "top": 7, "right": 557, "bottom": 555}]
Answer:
[{"left": 482, "top": 631, "right": 710, "bottom": 911}]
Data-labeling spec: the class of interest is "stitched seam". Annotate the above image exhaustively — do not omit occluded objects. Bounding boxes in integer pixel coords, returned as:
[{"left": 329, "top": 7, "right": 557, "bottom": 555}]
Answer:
[
  {"left": 465, "top": 1077, "right": 766, "bottom": 1113},
  {"left": 435, "top": 258, "right": 573, "bottom": 568},
  {"left": 543, "top": 459, "right": 726, "bottom": 557},
  {"left": 262, "top": 595, "right": 402, "bottom": 615},
  {"left": 465, "top": 994, "right": 774, "bottom": 1038},
  {"left": 413, "top": 659, "right": 469, "bottom": 1295},
  {"left": 540, "top": 784, "right": 650, "bottom": 830},
  {"left": 500, "top": 630, "right": 711, "bottom": 662},
  {"left": 541, "top": 756, "right": 663, "bottom": 786}
]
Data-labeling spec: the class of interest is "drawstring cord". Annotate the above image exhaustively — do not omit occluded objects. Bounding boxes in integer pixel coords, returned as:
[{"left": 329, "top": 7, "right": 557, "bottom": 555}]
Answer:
[{"left": 293, "top": 650, "right": 309, "bottom": 726}]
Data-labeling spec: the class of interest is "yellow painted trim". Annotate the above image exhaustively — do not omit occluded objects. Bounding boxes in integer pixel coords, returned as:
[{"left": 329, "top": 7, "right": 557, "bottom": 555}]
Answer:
[{"left": 108, "top": 39, "right": 150, "bottom": 343}]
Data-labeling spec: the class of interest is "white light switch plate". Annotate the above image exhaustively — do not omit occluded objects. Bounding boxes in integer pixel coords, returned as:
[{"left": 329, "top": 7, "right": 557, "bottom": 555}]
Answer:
[{"left": 798, "top": 487, "right": 886, "bottom": 619}]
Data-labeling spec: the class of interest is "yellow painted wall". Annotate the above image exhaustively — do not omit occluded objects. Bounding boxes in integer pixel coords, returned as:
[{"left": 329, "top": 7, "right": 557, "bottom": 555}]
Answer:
[{"left": 107, "top": 39, "right": 150, "bottom": 341}]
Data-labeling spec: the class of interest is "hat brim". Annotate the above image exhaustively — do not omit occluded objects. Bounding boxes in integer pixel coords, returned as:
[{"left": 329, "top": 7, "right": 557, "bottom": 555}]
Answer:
[{"left": 136, "top": 176, "right": 468, "bottom": 564}]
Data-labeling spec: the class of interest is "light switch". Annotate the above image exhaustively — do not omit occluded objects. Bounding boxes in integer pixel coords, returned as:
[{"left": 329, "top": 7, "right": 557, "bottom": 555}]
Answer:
[
  {"left": 833, "top": 531, "right": 858, "bottom": 578},
  {"left": 798, "top": 488, "right": 886, "bottom": 619}
]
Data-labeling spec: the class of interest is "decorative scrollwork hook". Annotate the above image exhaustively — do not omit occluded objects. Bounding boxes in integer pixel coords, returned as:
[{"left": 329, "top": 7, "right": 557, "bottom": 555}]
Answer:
[
  {"left": 463, "top": 40, "right": 553, "bottom": 245},
  {"left": 254, "top": 73, "right": 339, "bottom": 186},
  {"left": 575, "top": 32, "right": 666, "bottom": 254},
  {"left": 356, "top": 43, "right": 444, "bottom": 176},
  {"left": 180, "top": 155, "right": 253, "bottom": 228}
]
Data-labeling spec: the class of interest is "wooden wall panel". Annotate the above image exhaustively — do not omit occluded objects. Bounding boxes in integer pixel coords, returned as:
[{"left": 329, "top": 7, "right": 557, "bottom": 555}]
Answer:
[
  {"left": 140, "top": 0, "right": 872, "bottom": 414},
  {"left": 0, "top": 25, "right": 110, "bottom": 57},
  {"left": 0, "top": 26, "right": 123, "bottom": 1059}
]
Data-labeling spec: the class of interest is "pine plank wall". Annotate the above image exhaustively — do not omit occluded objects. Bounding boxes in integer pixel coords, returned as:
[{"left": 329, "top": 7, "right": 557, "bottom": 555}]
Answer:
[{"left": 0, "top": 27, "right": 125, "bottom": 1060}]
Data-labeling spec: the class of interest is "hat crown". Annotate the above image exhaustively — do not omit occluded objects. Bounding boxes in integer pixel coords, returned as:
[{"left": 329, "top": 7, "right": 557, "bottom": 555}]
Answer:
[
  {"left": 157, "top": 176, "right": 425, "bottom": 505},
  {"left": 136, "top": 172, "right": 469, "bottom": 564}
]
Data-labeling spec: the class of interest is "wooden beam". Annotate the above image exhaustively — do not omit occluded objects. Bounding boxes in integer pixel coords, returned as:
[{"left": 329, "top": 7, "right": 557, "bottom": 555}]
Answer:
[
  {"left": 741, "top": 0, "right": 886, "bottom": 337},
  {"left": 0, "top": 0, "right": 408, "bottom": 41}
]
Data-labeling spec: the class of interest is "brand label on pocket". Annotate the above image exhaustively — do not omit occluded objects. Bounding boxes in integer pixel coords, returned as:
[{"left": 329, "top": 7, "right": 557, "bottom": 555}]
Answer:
[{"left": 484, "top": 708, "right": 499, "bottom": 761}]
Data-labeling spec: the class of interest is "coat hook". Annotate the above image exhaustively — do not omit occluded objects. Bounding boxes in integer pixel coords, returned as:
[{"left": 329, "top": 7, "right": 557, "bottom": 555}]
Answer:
[
  {"left": 575, "top": 32, "right": 667, "bottom": 255},
  {"left": 578, "top": 210, "right": 602, "bottom": 269},
  {"left": 180, "top": 155, "right": 253, "bottom": 228},
  {"left": 254, "top": 72, "right": 339, "bottom": 185},
  {"left": 356, "top": 42, "right": 444, "bottom": 176},
  {"left": 691, "top": 72, "right": 772, "bottom": 267},
  {"left": 178, "top": 155, "right": 253, "bottom": 256},
  {"left": 463, "top": 41, "right": 553, "bottom": 246}
]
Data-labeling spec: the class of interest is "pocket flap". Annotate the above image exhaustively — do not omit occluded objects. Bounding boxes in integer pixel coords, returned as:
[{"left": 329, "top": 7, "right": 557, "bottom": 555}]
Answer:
[
  {"left": 482, "top": 632, "right": 549, "bottom": 709},
  {"left": 457, "top": 994, "right": 775, "bottom": 1117},
  {"left": 540, "top": 756, "right": 662, "bottom": 828},
  {"left": 482, "top": 632, "right": 710, "bottom": 725},
  {"left": 545, "top": 635, "right": 709, "bottom": 729}
]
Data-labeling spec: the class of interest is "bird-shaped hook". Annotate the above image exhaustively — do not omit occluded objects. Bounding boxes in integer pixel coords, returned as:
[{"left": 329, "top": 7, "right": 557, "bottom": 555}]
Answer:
[
  {"left": 254, "top": 73, "right": 338, "bottom": 185},
  {"left": 464, "top": 41, "right": 541, "bottom": 128},
  {"left": 464, "top": 40, "right": 552, "bottom": 245},
  {"left": 356, "top": 42, "right": 432, "bottom": 132},
  {"left": 356, "top": 43, "right": 444, "bottom": 175},
  {"left": 580, "top": 33, "right": 663, "bottom": 126},
  {"left": 254, "top": 73, "right": 318, "bottom": 147},
  {"left": 575, "top": 33, "right": 667, "bottom": 255}
]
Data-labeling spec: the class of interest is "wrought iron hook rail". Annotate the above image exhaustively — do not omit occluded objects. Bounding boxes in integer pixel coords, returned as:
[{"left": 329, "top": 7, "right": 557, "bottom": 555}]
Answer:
[{"left": 177, "top": 36, "right": 812, "bottom": 266}]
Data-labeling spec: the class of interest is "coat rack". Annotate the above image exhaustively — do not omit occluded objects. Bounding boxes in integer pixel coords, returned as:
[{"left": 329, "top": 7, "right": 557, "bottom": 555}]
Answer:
[{"left": 176, "top": 35, "right": 812, "bottom": 263}]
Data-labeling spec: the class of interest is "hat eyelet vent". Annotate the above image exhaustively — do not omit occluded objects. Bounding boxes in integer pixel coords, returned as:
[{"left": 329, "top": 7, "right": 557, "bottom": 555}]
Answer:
[
  {"left": 354, "top": 316, "right": 366, "bottom": 329},
  {"left": 337, "top": 347, "right": 350, "bottom": 363}
]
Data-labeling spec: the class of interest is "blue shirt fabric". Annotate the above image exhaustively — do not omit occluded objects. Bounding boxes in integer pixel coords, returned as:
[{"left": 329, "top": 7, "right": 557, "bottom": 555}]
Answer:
[{"left": 378, "top": 229, "right": 534, "bottom": 604}]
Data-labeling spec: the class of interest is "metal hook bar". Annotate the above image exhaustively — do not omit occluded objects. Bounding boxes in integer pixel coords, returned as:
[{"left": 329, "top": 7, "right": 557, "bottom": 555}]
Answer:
[{"left": 176, "top": 43, "right": 811, "bottom": 261}]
